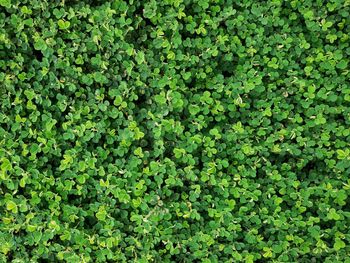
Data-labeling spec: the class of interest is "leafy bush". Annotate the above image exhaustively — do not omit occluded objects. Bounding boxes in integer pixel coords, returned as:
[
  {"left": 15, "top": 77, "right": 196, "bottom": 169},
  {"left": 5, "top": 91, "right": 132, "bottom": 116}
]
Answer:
[{"left": 1, "top": 0, "right": 350, "bottom": 262}]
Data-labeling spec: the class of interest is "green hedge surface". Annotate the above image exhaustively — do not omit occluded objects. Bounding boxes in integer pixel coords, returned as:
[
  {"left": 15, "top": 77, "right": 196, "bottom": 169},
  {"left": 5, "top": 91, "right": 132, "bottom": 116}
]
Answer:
[{"left": 1, "top": 0, "right": 350, "bottom": 262}]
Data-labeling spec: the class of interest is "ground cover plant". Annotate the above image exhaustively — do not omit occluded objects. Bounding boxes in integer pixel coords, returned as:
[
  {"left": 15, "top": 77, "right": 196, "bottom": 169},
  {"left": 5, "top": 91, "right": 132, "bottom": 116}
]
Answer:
[{"left": 1, "top": 0, "right": 350, "bottom": 262}]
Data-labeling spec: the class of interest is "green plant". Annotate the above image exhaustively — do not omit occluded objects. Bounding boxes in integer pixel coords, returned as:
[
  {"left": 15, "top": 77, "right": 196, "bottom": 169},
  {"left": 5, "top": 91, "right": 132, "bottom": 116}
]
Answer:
[{"left": 1, "top": 0, "right": 350, "bottom": 262}]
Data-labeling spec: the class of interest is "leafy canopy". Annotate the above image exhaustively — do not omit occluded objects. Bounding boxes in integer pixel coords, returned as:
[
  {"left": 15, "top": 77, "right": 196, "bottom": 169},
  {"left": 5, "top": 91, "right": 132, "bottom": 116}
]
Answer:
[{"left": 1, "top": 0, "right": 350, "bottom": 262}]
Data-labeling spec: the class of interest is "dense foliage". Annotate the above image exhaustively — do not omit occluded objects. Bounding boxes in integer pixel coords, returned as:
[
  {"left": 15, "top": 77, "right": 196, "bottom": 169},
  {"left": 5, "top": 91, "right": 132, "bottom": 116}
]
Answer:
[{"left": 1, "top": 0, "right": 350, "bottom": 262}]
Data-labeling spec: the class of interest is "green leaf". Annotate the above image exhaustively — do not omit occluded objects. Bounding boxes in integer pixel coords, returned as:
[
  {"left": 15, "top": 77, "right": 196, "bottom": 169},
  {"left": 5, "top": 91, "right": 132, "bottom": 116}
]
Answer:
[
  {"left": 0, "top": 0, "right": 11, "bottom": 8},
  {"left": 167, "top": 51, "right": 176, "bottom": 60},
  {"left": 6, "top": 200, "right": 18, "bottom": 213},
  {"left": 337, "top": 60, "right": 348, "bottom": 70},
  {"left": 155, "top": 94, "right": 166, "bottom": 104},
  {"left": 45, "top": 119, "right": 57, "bottom": 131},
  {"left": 327, "top": 208, "right": 341, "bottom": 220},
  {"left": 134, "top": 147, "right": 144, "bottom": 158},
  {"left": 262, "top": 247, "right": 272, "bottom": 258},
  {"left": 94, "top": 72, "right": 107, "bottom": 83},
  {"left": 143, "top": 0, "right": 157, "bottom": 19},
  {"left": 34, "top": 39, "right": 47, "bottom": 51},
  {"left": 96, "top": 208, "right": 107, "bottom": 221},
  {"left": 209, "top": 128, "right": 219, "bottom": 136},
  {"left": 337, "top": 149, "right": 349, "bottom": 160},
  {"left": 1, "top": 158, "right": 12, "bottom": 172},
  {"left": 189, "top": 105, "right": 200, "bottom": 115},
  {"left": 58, "top": 19, "right": 70, "bottom": 30},
  {"left": 135, "top": 51, "right": 145, "bottom": 64},
  {"left": 182, "top": 72, "right": 191, "bottom": 80},
  {"left": 114, "top": 95, "right": 123, "bottom": 106},
  {"left": 334, "top": 238, "right": 346, "bottom": 251}
]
